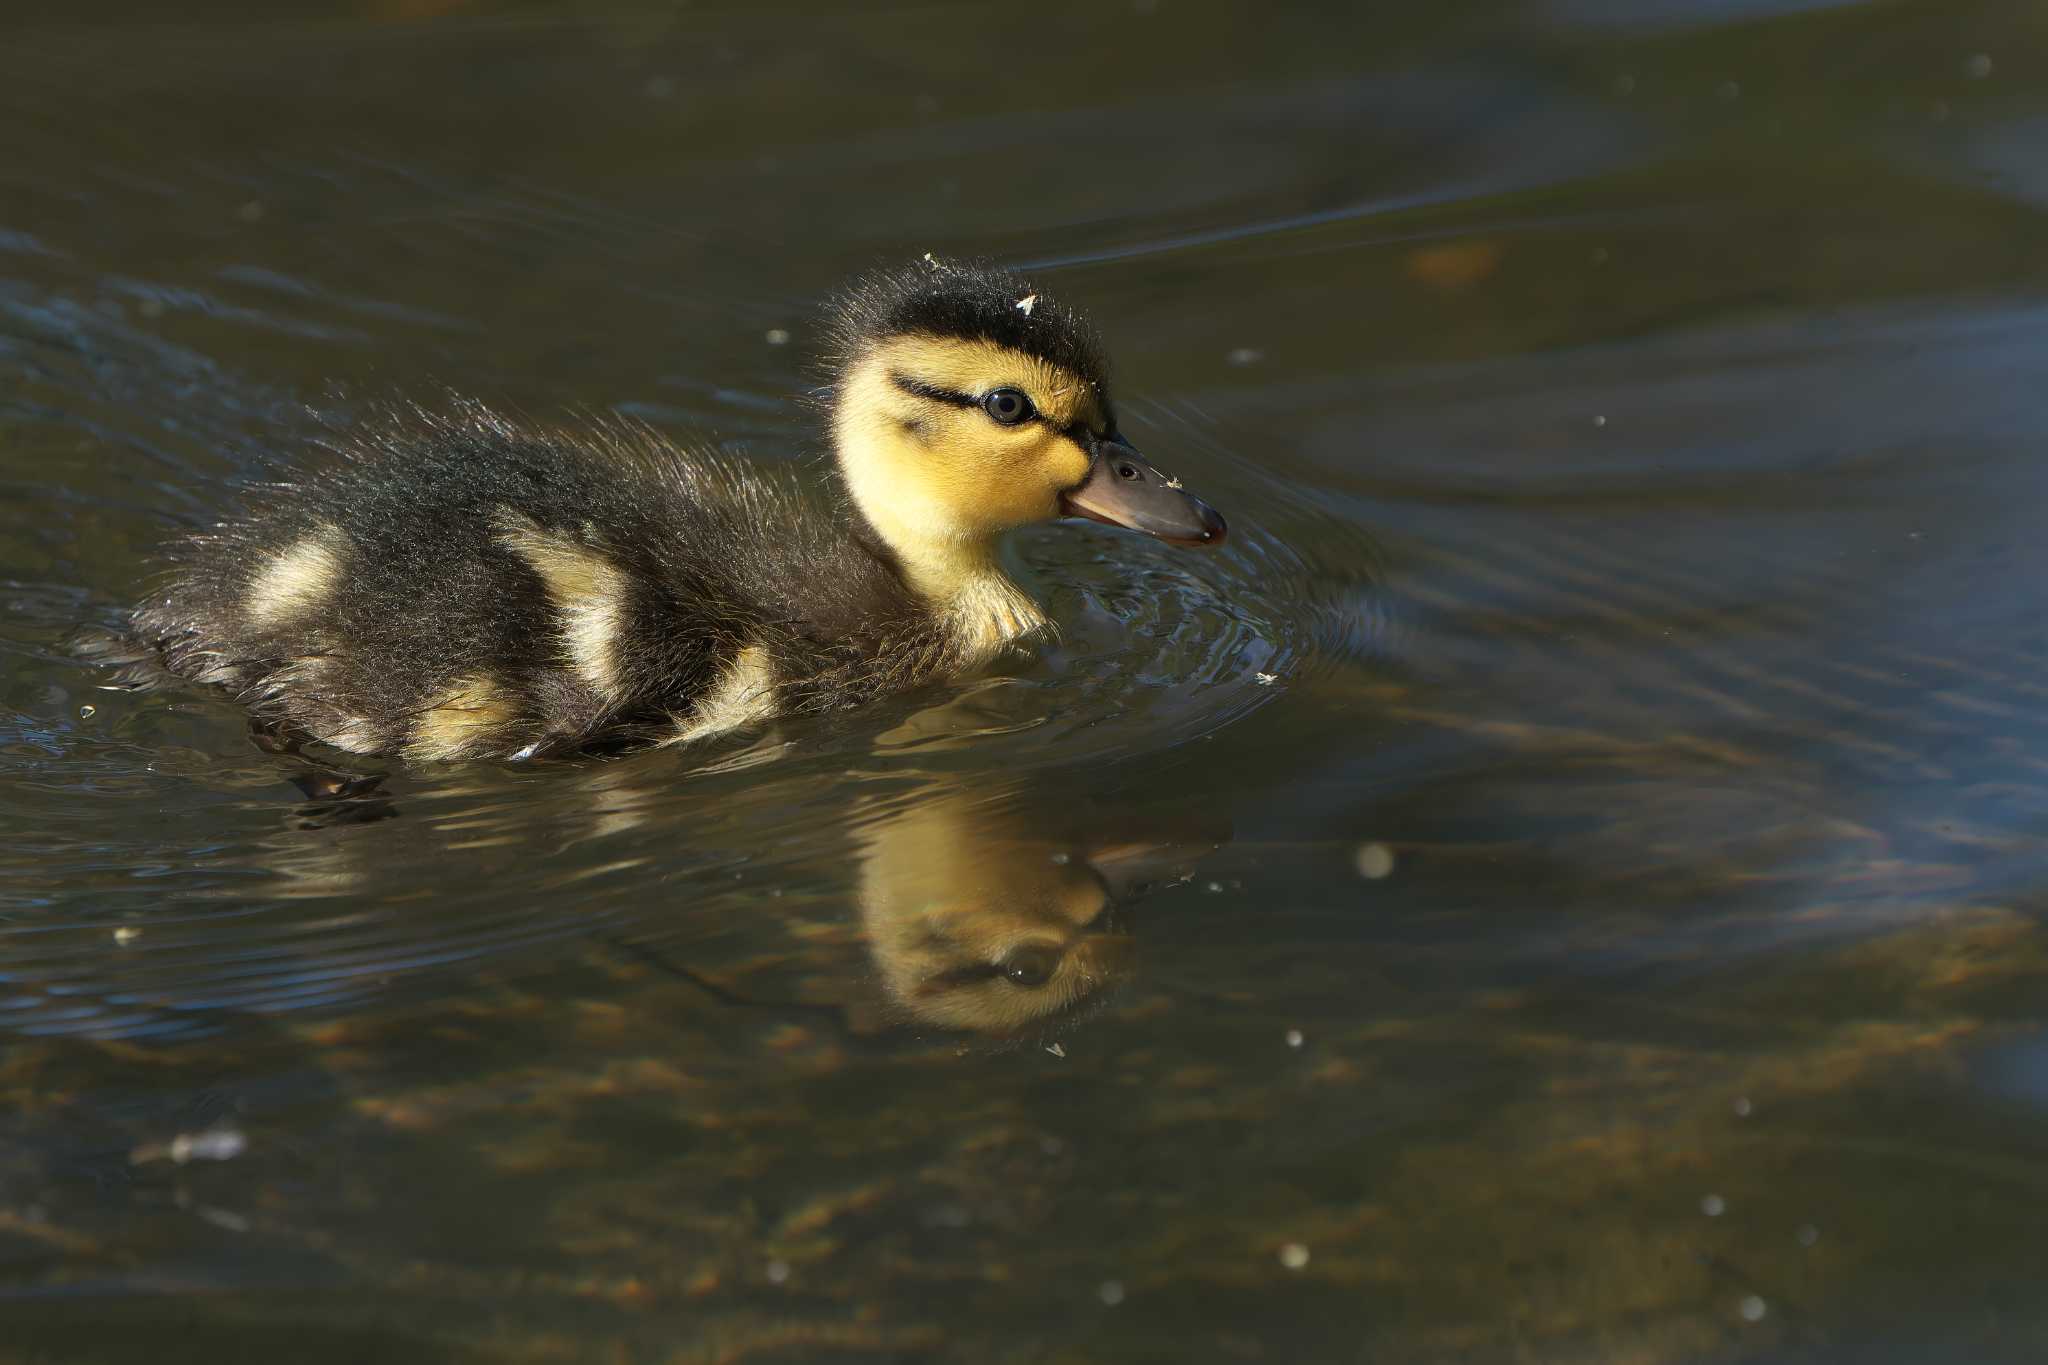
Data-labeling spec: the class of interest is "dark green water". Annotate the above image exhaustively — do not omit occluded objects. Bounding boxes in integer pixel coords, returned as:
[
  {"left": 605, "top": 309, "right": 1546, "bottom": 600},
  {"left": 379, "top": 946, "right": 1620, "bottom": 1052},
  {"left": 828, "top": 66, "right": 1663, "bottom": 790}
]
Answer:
[{"left": 7, "top": 1, "right": 2048, "bottom": 1360}]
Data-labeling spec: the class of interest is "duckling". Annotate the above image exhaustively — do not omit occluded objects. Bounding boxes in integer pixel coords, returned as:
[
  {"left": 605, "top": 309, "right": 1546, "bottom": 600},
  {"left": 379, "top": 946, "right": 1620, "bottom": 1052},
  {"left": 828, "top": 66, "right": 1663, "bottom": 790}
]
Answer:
[{"left": 132, "top": 260, "right": 1225, "bottom": 762}]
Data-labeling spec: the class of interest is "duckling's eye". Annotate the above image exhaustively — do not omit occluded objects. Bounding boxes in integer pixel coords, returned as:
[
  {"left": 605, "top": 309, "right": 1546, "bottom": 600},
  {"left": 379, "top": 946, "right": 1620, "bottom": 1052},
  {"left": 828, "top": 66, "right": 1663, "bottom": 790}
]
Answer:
[
  {"left": 996, "top": 944, "right": 1061, "bottom": 988},
  {"left": 982, "top": 388, "right": 1035, "bottom": 426}
]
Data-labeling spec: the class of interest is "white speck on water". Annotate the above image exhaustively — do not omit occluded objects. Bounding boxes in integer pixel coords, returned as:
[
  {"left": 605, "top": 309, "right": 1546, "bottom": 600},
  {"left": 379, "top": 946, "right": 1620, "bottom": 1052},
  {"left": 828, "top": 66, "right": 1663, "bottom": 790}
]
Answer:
[
  {"left": 1015, "top": 294, "right": 1037, "bottom": 316},
  {"left": 1226, "top": 347, "right": 1264, "bottom": 367},
  {"left": 1740, "top": 1295, "right": 1767, "bottom": 1322},
  {"left": 1049, "top": 851, "right": 1070, "bottom": 865},
  {"left": 1045, "top": 1042, "right": 1067, "bottom": 1058},
  {"left": 133, "top": 1123, "right": 246, "bottom": 1166},
  {"left": 1206, "top": 881, "right": 1225, "bottom": 893},
  {"left": 1285, "top": 1029, "right": 1305, "bottom": 1049},
  {"left": 764, "top": 328, "right": 790, "bottom": 346},
  {"left": 195, "top": 1205, "right": 251, "bottom": 1233},
  {"left": 921, "top": 251, "right": 938, "bottom": 268},
  {"left": 1279, "top": 1242, "right": 1310, "bottom": 1270},
  {"left": 1592, "top": 414, "right": 1608, "bottom": 428},
  {"left": 1255, "top": 672, "right": 1279, "bottom": 686},
  {"left": 77, "top": 704, "right": 95, "bottom": 719},
  {"left": 1966, "top": 53, "right": 1993, "bottom": 79},
  {"left": 1164, "top": 476, "right": 1182, "bottom": 489},
  {"left": 1733, "top": 1096, "right": 1753, "bottom": 1117},
  {"left": 1098, "top": 1279, "right": 1126, "bottom": 1305},
  {"left": 1354, "top": 842, "right": 1396, "bottom": 880},
  {"left": 1796, "top": 1222, "right": 1820, "bottom": 1247},
  {"left": 113, "top": 926, "right": 141, "bottom": 946},
  {"left": 765, "top": 1258, "right": 791, "bottom": 1285},
  {"left": 1701, "top": 1194, "right": 1726, "bottom": 1217}
]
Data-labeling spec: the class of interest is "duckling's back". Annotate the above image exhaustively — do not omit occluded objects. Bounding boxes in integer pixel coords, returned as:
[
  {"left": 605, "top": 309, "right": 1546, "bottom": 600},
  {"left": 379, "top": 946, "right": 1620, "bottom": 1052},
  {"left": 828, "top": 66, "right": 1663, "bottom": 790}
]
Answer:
[{"left": 135, "top": 403, "right": 939, "bottom": 761}]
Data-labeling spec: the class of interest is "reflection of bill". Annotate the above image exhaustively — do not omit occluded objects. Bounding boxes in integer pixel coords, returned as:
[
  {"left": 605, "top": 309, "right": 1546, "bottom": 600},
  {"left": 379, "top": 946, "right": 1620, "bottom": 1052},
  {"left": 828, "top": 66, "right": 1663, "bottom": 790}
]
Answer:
[{"left": 857, "top": 794, "right": 1224, "bottom": 1036}]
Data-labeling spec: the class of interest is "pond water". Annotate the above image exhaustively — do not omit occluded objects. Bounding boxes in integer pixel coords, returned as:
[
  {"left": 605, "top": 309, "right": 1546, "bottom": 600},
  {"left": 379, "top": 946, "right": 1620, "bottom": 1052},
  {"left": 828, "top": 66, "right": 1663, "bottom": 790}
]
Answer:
[{"left": 6, "top": 1, "right": 2048, "bottom": 1360}]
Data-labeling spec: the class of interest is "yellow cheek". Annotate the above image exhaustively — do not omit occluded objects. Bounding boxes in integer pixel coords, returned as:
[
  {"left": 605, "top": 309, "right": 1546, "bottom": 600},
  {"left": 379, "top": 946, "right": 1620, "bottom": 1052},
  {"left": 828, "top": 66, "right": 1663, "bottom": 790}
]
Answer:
[{"left": 964, "top": 430, "right": 1085, "bottom": 527}]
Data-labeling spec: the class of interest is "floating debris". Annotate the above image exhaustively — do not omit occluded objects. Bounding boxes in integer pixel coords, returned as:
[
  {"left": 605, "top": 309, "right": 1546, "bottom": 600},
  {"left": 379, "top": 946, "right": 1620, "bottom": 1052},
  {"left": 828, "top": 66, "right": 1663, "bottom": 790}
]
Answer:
[
  {"left": 1353, "top": 842, "right": 1396, "bottom": 880},
  {"left": 132, "top": 1123, "right": 246, "bottom": 1166},
  {"left": 77, "top": 704, "right": 95, "bottom": 719},
  {"left": 1279, "top": 1242, "right": 1310, "bottom": 1270},
  {"left": 1045, "top": 1042, "right": 1067, "bottom": 1059},
  {"left": 1284, "top": 1029, "right": 1305, "bottom": 1049},
  {"left": 1739, "top": 1295, "right": 1767, "bottom": 1322},
  {"left": 1098, "top": 1279, "right": 1126, "bottom": 1306},
  {"left": 194, "top": 1205, "right": 250, "bottom": 1233},
  {"left": 1733, "top": 1096, "right": 1753, "bottom": 1117},
  {"left": 112, "top": 925, "right": 142, "bottom": 946},
  {"left": 1164, "top": 476, "right": 1182, "bottom": 489},
  {"left": 1014, "top": 294, "right": 1037, "bottom": 316},
  {"left": 764, "top": 328, "right": 790, "bottom": 346},
  {"left": 765, "top": 1258, "right": 791, "bottom": 1285},
  {"left": 1966, "top": 53, "right": 1993, "bottom": 79},
  {"left": 1701, "top": 1194, "right": 1726, "bottom": 1218},
  {"left": 1255, "top": 672, "right": 1279, "bottom": 686}
]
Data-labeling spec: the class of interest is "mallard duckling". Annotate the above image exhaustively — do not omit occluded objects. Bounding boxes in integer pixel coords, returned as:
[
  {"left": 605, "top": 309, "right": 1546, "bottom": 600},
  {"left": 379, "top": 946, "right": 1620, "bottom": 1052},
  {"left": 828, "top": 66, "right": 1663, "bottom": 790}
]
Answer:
[{"left": 133, "top": 260, "right": 1225, "bottom": 761}]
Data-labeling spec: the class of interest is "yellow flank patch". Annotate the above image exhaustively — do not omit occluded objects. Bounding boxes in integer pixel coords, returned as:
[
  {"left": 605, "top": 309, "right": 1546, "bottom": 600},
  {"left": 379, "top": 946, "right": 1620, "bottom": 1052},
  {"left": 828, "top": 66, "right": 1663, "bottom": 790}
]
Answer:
[
  {"left": 322, "top": 717, "right": 385, "bottom": 755},
  {"left": 496, "top": 513, "right": 628, "bottom": 699},
  {"left": 245, "top": 527, "right": 346, "bottom": 629},
  {"left": 870, "top": 334, "right": 1105, "bottom": 431},
  {"left": 407, "top": 674, "right": 519, "bottom": 761},
  {"left": 667, "top": 644, "right": 777, "bottom": 745}
]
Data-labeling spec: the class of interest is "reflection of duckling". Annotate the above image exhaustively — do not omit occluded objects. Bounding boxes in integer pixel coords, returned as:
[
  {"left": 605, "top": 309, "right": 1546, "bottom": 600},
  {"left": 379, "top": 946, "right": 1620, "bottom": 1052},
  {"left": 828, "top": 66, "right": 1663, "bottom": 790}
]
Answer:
[
  {"left": 856, "top": 795, "right": 1218, "bottom": 1036},
  {"left": 133, "top": 260, "right": 1226, "bottom": 762}
]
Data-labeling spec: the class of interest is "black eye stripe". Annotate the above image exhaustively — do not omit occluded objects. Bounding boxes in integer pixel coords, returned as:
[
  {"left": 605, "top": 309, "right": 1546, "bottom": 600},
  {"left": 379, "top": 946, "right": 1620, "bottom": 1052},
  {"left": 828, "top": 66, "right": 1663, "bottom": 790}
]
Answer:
[{"left": 888, "top": 372, "right": 977, "bottom": 407}]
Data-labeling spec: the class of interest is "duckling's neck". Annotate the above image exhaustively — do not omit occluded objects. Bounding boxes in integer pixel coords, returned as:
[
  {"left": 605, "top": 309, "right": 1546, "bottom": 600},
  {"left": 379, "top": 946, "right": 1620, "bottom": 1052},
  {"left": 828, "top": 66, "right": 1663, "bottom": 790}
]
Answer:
[{"left": 853, "top": 507, "right": 1048, "bottom": 666}]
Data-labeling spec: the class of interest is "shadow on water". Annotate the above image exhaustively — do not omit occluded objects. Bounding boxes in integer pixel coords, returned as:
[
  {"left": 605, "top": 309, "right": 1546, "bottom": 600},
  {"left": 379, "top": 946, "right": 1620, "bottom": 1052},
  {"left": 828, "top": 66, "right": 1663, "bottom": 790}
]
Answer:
[{"left": 7, "top": 0, "right": 2048, "bottom": 1360}]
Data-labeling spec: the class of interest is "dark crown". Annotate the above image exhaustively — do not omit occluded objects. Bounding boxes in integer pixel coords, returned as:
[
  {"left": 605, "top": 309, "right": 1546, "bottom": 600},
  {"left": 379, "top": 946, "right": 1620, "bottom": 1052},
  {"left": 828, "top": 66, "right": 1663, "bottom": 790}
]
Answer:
[{"left": 824, "top": 258, "right": 1110, "bottom": 393}]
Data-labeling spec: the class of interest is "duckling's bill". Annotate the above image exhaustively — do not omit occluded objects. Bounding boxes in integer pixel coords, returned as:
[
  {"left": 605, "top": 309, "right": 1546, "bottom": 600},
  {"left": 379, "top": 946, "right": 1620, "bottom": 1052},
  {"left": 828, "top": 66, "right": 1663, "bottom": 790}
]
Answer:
[{"left": 1060, "top": 440, "right": 1226, "bottom": 547}]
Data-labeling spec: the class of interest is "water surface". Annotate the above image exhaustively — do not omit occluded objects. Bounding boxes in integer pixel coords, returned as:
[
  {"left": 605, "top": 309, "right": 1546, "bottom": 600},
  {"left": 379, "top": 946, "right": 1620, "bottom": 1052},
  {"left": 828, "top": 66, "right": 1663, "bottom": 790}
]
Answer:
[{"left": 6, "top": 1, "right": 2048, "bottom": 1360}]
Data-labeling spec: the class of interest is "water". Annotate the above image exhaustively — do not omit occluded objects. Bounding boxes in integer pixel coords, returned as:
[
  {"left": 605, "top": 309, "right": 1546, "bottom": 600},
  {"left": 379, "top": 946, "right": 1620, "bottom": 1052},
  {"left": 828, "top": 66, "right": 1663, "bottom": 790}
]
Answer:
[{"left": 5, "top": 0, "right": 2048, "bottom": 1359}]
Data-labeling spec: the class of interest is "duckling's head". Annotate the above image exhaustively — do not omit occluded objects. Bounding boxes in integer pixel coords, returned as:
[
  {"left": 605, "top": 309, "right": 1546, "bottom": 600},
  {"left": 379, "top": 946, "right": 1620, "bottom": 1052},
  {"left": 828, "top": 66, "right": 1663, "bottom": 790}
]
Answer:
[{"left": 825, "top": 259, "right": 1225, "bottom": 600}]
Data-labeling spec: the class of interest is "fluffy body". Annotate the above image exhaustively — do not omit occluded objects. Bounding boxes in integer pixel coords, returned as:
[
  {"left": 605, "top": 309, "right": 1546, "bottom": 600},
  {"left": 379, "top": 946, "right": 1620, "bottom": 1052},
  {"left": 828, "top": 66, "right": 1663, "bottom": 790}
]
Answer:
[{"left": 135, "top": 403, "right": 959, "bottom": 761}]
